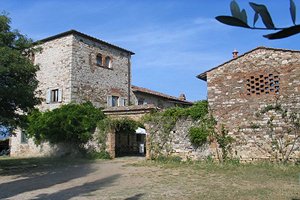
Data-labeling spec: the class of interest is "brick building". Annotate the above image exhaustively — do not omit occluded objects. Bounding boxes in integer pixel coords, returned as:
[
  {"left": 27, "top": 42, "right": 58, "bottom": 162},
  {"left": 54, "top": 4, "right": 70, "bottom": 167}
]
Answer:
[
  {"left": 197, "top": 47, "right": 300, "bottom": 161},
  {"left": 10, "top": 30, "right": 191, "bottom": 157}
]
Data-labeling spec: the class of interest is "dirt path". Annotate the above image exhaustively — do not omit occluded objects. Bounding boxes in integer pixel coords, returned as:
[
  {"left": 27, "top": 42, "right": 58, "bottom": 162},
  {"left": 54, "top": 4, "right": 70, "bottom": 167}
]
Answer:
[
  {"left": 0, "top": 157, "right": 158, "bottom": 200},
  {"left": 1, "top": 157, "right": 299, "bottom": 200}
]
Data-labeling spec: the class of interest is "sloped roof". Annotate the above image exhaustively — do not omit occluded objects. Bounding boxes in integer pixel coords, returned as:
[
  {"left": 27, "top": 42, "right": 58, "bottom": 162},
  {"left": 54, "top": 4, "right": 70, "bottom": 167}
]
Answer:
[
  {"left": 103, "top": 104, "right": 159, "bottom": 113},
  {"left": 197, "top": 46, "right": 300, "bottom": 81},
  {"left": 132, "top": 85, "right": 193, "bottom": 105},
  {"left": 34, "top": 29, "right": 135, "bottom": 55}
]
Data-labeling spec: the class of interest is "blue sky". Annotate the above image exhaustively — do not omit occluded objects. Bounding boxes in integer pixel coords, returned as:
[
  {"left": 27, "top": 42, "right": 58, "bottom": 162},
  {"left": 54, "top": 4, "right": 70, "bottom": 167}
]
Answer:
[{"left": 1, "top": 0, "right": 300, "bottom": 101}]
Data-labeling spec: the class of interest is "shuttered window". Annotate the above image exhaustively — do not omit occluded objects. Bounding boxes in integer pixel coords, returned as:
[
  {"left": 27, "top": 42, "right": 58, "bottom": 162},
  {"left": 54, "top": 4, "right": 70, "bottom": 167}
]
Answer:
[
  {"left": 46, "top": 88, "right": 63, "bottom": 103},
  {"left": 107, "top": 96, "right": 127, "bottom": 107}
]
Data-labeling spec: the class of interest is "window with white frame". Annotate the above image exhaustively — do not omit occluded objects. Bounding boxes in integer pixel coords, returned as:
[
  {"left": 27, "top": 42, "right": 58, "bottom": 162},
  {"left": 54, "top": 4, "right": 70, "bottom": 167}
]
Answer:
[
  {"left": 138, "top": 98, "right": 145, "bottom": 105},
  {"left": 104, "top": 56, "right": 112, "bottom": 68},
  {"left": 46, "top": 89, "right": 62, "bottom": 103},
  {"left": 107, "top": 96, "right": 126, "bottom": 107}
]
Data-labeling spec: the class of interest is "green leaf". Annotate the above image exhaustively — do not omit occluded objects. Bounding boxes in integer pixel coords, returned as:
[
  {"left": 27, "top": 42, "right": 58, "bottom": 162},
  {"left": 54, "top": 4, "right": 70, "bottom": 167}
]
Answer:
[
  {"left": 249, "top": 2, "right": 275, "bottom": 29},
  {"left": 263, "top": 25, "right": 300, "bottom": 39},
  {"left": 230, "top": 0, "right": 241, "bottom": 18},
  {"left": 290, "top": 0, "right": 296, "bottom": 25},
  {"left": 253, "top": 12, "right": 259, "bottom": 27},
  {"left": 240, "top": 9, "right": 248, "bottom": 24},
  {"left": 216, "top": 16, "right": 250, "bottom": 28}
]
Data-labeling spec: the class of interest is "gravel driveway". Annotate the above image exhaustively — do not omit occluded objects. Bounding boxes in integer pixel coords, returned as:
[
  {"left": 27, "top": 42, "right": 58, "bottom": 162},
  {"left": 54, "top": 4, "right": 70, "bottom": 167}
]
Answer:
[
  {"left": 2, "top": 157, "right": 299, "bottom": 200},
  {"left": 0, "top": 157, "right": 158, "bottom": 200}
]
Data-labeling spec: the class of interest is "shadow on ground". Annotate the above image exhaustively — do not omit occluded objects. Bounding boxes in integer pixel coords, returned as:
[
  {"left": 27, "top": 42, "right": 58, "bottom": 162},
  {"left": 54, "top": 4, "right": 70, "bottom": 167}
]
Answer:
[
  {"left": 34, "top": 174, "right": 121, "bottom": 200},
  {"left": 124, "top": 193, "right": 145, "bottom": 200},
  {"left": 0, "top": 158, "right": 101, "bottom": 199}
]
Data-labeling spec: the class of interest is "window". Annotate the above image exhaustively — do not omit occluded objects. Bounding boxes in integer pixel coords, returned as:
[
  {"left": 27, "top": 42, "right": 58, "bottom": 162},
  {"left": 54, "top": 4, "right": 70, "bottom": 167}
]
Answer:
[
  {"left": 107, "top": 96, "right": 127, "bottom": 107},
  {"left": 51, "top": 89, "right": 59, "bottom": 102},
  {"left": 96, "top": 54, "right": 102, "bottom": 66},
  {"left": 138, "top": 98, "right": 147, "bottom": 105},
  {"left": 112, "top": 96, "right": 119, "bottom": 107},
  {"left": 46, "top": 89, "right": 62, "bottom": 103},
  {"left": 246, "top": 73, "right": 280, "bottom": 96},
  {"left": 138, "top": 98, "right": 144, "bottom": 105},
  {"left": 104, "top": 56, "right": 111, "bottom": 68},
  {"left": 21, "top": 131, "right": 28, "bottom": 144}
]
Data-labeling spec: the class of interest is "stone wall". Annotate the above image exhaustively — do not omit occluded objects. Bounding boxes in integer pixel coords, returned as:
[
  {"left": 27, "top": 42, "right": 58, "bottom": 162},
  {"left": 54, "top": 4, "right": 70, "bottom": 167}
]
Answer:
[
  {"left": 207, "top": 47, "right": 300, "bottom": 162},
  {"left": 10, "top": 130, "right": 78, "bottom": 157},
  {"left": 147, "top": 118, "right": 211, "bottom": 161},
  {"left": 34, "top": 34, "right": 73, "bottom": 111},
  {"left": 71, "top": 34, "right": 132, "bottom": 108},
  {"left": 10, "top": 32, "right": 133, "bottom": 157}
]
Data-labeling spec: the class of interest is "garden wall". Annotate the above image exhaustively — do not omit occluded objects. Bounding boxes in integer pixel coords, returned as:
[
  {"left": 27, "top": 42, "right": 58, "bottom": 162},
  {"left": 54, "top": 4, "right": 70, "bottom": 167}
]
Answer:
[{"left": 147, "top": 118, "right": 211, "bottom": 161}]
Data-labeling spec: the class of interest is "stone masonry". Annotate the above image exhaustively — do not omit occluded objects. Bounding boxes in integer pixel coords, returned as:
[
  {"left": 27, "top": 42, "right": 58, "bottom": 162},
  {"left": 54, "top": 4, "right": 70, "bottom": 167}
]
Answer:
[
  {"left": 198, "top": 47, "right": 300, "bottom": 162},
  {"left": 147, "top": 118, "right": 211, "bottom": 161},
  {"left": 10, "top": 30, "right": 134, "bottom": 157},
  {"left": 10, "top": 30, "right": 191, "bottom": 157}
]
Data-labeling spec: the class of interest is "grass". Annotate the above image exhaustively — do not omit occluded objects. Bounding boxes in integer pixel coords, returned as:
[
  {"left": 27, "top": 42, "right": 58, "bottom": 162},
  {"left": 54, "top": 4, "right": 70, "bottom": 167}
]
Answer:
[{"left": 132, "top": 159, "right": 300, "bottom": 200}]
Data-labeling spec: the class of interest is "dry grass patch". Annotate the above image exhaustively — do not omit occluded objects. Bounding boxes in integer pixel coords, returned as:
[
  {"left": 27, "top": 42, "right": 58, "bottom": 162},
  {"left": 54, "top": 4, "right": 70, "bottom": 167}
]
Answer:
[{"left": 132, "top": 159, "right": 300, "bottom": 200}]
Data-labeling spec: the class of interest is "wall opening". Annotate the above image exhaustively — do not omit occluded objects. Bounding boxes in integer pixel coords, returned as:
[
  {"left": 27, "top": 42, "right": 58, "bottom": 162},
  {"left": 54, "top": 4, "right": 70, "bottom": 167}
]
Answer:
[
  {"left": 246, "top": 73, "right": 280, "bottom": 96},
  {"left": 115, "top": 127, "right": 146, "bottom": 157}
]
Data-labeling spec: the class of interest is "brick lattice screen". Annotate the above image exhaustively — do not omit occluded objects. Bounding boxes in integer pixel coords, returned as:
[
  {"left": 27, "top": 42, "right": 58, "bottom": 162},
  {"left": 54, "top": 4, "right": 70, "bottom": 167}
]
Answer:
[{"left": 246, "top": 74, "right": 280, "bottom": 96}]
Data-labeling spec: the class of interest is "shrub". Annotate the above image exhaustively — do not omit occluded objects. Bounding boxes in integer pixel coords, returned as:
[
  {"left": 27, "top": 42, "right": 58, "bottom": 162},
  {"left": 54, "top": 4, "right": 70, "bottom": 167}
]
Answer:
[
  {"left": 26, "top": 102, "right": 105, "bottom": 147},
  {"left": 188, "top": 126, "right": 209, "bottom": 147}
]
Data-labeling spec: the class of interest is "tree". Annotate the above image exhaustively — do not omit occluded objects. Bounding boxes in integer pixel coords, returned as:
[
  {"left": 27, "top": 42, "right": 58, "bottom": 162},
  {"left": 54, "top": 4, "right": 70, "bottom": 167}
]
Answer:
[
  {"left": 26, "top": 102, "right": 105, "bottom": 148},
  {"left": 0, "top": 13, "right": 40, "bottom": 134},
  {"left": 216, "top": 0, "right": 300, "bottom": 39}
]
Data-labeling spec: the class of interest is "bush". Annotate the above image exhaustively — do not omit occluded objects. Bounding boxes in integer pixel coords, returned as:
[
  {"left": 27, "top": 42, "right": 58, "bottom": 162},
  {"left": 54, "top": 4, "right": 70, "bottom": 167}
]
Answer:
[
  {"left": 189, "top": 126, "right": 209, "bottom": 147},
  {"left": 187, "top": 101, "right": 208, "bottom": 120},
  {"left": 26, "top": 102, "right": 105, "bottom": 147}
]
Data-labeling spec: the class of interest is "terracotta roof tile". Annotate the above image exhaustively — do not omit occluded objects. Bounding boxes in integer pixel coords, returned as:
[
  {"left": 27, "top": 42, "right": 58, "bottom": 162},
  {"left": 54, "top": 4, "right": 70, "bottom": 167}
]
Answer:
[
  {"left": 132, "top": 85, "right": 193, "bottom": 105},
  {"left": 103, "top": 104, "right": 159, "bottom": 112}
]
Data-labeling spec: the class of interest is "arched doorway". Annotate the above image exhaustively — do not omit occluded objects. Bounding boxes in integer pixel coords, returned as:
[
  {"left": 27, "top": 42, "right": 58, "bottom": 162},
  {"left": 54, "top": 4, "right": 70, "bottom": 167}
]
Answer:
[{"left": 115, "top": 126, "right": 146, "bottom": 157}]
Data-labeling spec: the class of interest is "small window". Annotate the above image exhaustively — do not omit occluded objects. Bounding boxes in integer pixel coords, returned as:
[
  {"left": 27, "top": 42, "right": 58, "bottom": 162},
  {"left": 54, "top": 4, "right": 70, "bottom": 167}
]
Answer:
[
  {"left": 138, "top": 98, "right": 144, "bottom": 105},
  {"left": 46, "top": 89, "right": 62, "bottom": 103},
  {"left": 105, "top": 56, "right": 111, "bottom": 68},
  {"left": 21, "top": 131, "right": 28, "bottom": 144},
  {"left": 112, "top": 96, "right": 119, "bottom": 107},
  {"left": 107, "top": 95, "right": 119, "bottom": 107},
  {"left": 51, "top": 89, "right": 59, "bottom": 102},
  {"left": 96, "top": 54, "right": 102, "bottom": 66},
  {"left": 119, "top": 97, "right": 127, "bottom": 106}
]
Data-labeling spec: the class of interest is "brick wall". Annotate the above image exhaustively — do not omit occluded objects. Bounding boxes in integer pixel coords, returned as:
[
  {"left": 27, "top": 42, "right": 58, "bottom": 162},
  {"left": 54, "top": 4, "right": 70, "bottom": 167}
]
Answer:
[{"left": 207, "top": 47, "right": 300, "bottom": 161}]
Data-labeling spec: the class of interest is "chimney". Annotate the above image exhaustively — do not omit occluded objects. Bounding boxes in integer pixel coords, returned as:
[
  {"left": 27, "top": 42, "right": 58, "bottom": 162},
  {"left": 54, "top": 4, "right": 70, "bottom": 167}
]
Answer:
[
  {"left": 232, "top": 49, "right": 239, "bottom": 59},
  {"left": 179, "top": 93, "right": 186, "bottom": 101}
]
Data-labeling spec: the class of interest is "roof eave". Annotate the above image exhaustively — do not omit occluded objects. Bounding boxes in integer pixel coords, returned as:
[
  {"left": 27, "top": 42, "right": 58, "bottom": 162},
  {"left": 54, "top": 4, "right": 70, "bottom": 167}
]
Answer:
[
  {"left": 33, "top": 29, "right": 135, "bottom": 55},
  {"left": 196, "top": 73, "right": 207, "bottom": 81},
  {"left": 196, "top": 46, "right": 300, "bottom": 81}
]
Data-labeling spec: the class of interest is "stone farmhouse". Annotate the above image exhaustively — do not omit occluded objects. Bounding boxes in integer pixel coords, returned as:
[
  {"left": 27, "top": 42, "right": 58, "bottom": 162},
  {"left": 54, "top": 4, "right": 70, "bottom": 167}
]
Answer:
[
  {"left": 10, "top": 30, "right": 192, "bottom": 157},
  {"left": 197, "top": 47, "right": 300, "bottom": 162}
]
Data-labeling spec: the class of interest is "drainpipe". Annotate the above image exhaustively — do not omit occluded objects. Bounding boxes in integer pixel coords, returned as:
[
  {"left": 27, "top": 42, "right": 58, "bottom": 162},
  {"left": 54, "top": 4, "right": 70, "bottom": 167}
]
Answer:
[{"left": 127, "top": 55, "right": 131, "bottom": 105}]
